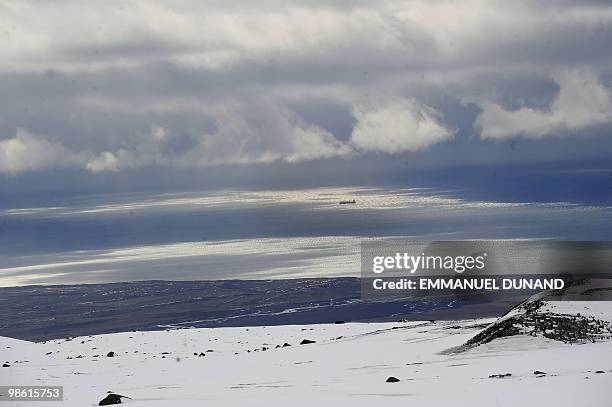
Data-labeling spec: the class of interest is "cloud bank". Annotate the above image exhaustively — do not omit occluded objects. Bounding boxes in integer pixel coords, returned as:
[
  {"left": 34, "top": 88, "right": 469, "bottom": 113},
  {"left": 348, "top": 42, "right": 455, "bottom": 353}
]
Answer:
[
  {"left": 477, "top": 69, "right": 612, "bottom": 139},
  {"left": 1, "top": 0, "right": 611, "bottom": 174},
  {"left": 0, "top": 129, "right": 83, "bottom": 174}
]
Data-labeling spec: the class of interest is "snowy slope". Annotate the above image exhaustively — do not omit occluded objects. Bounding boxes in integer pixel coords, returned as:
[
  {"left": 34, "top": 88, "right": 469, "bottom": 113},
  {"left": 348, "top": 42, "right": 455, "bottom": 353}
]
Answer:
[{"left": 2, "top": 305, "right": 612, "bottom": 406}]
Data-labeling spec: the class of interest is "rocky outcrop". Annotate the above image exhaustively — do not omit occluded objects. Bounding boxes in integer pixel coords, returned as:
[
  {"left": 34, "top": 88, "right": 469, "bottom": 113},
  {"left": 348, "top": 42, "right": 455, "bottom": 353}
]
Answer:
[{"left": 461, "top": 279, "right": 612, "bottom": 349}]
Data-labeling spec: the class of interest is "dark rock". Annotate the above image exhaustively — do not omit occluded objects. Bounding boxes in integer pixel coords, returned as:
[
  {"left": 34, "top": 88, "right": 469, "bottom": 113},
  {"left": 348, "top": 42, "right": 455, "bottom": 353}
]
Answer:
[
  {"left": 300, "top": 339, "right": 316, "bottom": 345},
  {"left": 466, "top": 317, "right": 523, "bottom": 347},
  {"left": 106, "top": 352, "right": 115, "bottom": 357},
  {"left": 98, "top": 393, "right": 128, "bottom": 405},
  {"left": 199, "top": 352, "right": 205, "bottom": 357},
  {"left": 533, "top": 370, "right": 546, "bottom": 375},
  {"left": 489, "top": 373, "right": 512, "bottom": 378},
  {"left": 334, "top": 321, "right": 345, "bottom": 324},
  {"left": 2, "top": 363, "right": 9, "bottom": 367},
  {"left": 282, "top": 343, "right": 291, "bottom": 347},
  {"left": 464, "top": 296, "right": 612, "bottom": 348},
  {"left": 595, "top": 370, "right": 605, "bottom": 374},
  {"left": 386, "top": 376, "right": 400, "bottom": 383}
]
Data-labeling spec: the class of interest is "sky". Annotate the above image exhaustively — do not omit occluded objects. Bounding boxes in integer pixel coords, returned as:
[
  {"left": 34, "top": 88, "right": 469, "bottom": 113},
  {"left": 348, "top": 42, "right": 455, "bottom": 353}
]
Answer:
[{"left": 0, "top": 0, "right": 612, "bottom": 202}]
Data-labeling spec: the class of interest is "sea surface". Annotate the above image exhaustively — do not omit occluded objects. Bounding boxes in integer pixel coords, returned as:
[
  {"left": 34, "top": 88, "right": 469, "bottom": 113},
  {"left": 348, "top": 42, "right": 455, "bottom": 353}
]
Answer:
[{"left": 1, "top": 186, "right": 611, "bottom": 286}]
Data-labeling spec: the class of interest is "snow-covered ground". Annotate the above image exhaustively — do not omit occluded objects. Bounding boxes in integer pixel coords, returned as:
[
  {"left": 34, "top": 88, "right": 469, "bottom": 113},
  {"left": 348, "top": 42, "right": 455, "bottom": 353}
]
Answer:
[{"left": 2, "top": 299, "right": 612, "bottom": 406}]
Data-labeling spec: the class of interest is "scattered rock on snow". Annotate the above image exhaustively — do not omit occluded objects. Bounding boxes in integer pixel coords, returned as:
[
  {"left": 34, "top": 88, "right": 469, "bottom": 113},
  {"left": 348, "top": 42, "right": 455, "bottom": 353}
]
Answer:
[
  {"left": 489, "top": 373, "right": 512, "bottom": 378},
  {"left": 98, "top": 393, "right": 129, "bottom": 405}
]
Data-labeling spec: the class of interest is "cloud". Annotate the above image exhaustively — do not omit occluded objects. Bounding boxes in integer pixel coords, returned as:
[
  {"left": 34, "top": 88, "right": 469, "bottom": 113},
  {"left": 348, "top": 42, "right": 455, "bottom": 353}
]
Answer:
[
  {"left": 350, "top": 98, "right": 455, "bottom": 153},
  {"left": 1, "top": 1, "right": 612, "bottom": 179},
  {"left": 0, "top": 129, "right": 82, "bottom": 174},
  {"left": 476, "top": 69, "right": 612, "bottom": 139},
  {"left": 1, "top": 96, "right": 456, "bottom": 174},
  {"left": 179, "top": 100, "right": 355, "bottom": 166},
  {"left": 61, "top": 102, "right": 356, "bottom": 174},
  {"left": 86, "top": 151, "right": 121, "bottom": 172},
  {"left": 3, "top": 1, "right": 611, "bottom": 74}
]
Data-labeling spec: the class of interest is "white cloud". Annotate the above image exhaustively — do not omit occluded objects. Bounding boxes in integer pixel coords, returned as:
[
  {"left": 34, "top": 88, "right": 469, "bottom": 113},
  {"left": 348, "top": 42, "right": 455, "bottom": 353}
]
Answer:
[
  {"left": 179, "top": 101, "right": 354, "bottom": 166},
  {"left": 82, "top": 105, "right": 355, "bottom": 172},
  {"left": 350, "top": 98, "right": 456, "bottom": 153},
  {"left": 86, "top": 151, "right": 121, "bottom": 172},
  {"left": 2, "top": 1, "right": 611, "bottom": 74},
  {"left": 0, "top": 129, "right": 82, "bottom": 174},
  {"left": 476, "top": 69, "right": 612, "bottom": 139},
  {"left": 0, "top": 96, "right": 454, "bottom": 174}
]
